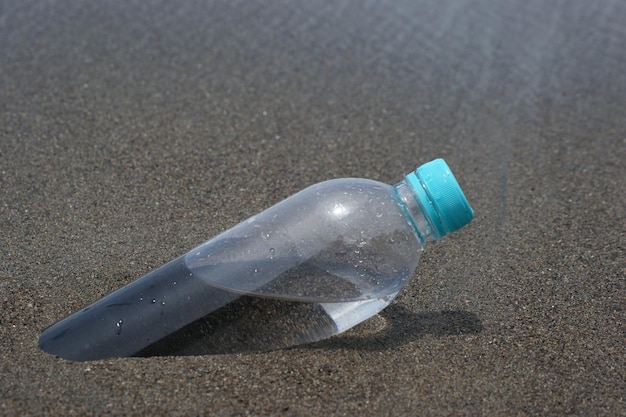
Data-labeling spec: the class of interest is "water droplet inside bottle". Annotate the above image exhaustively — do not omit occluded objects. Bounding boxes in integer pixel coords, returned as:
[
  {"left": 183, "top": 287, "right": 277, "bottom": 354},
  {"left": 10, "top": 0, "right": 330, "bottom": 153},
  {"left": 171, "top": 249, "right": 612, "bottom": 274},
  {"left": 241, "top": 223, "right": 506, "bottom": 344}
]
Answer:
[
  {"left": 115, "top": 319, "right": 123, "bottom": 336},
  {"left": 151, "top": 299, "right": 156, "bottom": 304},
  {"left": 269, "top": 248, "right": 275, "bottom": 259}
]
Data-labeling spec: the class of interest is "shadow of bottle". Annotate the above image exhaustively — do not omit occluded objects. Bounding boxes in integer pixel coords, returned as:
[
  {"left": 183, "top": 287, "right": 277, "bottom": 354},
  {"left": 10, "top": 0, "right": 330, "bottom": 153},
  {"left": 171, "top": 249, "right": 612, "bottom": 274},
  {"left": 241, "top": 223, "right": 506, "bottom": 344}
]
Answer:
[
  {"left": 135, "top": 303, "right": 483, "bottom": 357},
  {"left": 305, "top": 304, "right": 484, "bottom": 352}
]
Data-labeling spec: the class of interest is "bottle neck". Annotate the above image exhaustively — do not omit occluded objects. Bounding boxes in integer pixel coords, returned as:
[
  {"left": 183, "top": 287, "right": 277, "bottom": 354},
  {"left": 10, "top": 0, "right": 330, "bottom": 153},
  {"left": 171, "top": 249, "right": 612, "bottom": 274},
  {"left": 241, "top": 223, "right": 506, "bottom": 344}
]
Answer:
[{"left": 394, "top": 180, "right": 441, "bottom": 242}]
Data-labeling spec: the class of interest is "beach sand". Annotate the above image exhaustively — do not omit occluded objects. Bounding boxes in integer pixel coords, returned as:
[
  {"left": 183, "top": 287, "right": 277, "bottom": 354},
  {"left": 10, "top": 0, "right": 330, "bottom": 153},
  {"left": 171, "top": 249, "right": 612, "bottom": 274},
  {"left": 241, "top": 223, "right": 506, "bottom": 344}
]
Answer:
[{"left": 1, "top": 1, "right": 624, "bottom": 415}]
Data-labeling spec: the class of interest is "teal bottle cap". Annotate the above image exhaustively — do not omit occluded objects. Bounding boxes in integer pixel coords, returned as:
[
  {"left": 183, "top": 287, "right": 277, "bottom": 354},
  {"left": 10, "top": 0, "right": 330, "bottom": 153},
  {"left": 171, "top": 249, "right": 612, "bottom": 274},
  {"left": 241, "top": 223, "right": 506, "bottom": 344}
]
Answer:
[{"left": 405, "top": 159, "right": 474, "bottom": 239}]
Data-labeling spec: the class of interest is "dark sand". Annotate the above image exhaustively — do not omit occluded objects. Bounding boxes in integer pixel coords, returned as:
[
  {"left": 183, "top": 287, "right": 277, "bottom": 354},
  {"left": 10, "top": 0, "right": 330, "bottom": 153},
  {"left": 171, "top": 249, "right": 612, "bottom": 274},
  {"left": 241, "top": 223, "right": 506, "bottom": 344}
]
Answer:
[{"left": 1, "top": 1, "right": 624, "bottom": 415}]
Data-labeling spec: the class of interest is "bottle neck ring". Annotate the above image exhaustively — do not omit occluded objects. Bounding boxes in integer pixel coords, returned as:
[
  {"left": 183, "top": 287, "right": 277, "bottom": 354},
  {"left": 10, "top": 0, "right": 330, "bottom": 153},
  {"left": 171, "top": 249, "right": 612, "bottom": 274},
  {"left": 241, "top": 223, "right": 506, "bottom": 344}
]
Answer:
[{"left": 394, "top": 180, "right": 441, "bottom": 242}]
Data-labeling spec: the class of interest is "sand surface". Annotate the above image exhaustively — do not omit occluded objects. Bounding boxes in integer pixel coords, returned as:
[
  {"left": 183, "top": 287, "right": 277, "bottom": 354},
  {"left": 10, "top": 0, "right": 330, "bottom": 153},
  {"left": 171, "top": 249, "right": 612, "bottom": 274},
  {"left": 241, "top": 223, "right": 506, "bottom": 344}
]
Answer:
[{"left": 1, "top": 1, "right": 624, "bottom": 415}]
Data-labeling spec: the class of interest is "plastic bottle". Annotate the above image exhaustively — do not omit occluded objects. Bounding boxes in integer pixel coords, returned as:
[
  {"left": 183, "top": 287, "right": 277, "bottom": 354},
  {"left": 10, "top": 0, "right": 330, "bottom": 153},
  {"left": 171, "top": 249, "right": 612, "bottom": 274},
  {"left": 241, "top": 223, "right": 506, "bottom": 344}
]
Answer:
[{"left": 39, "top": 159, "right": 474, "bottom": 361}]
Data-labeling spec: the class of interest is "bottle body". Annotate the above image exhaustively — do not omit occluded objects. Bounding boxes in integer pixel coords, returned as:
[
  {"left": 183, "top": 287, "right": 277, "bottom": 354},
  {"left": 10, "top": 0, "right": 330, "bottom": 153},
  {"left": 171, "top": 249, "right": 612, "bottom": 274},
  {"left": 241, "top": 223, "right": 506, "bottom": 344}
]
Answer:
[{"left": 39, "top": 179, "right": 424, "bottom": 360}]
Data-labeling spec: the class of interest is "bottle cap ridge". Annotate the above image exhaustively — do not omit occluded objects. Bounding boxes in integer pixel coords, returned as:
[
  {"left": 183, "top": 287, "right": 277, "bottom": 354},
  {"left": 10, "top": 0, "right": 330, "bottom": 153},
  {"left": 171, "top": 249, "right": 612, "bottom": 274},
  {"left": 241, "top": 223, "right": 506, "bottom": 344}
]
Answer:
[{"left": 406, "top": 159, "right": 474, "bottom": 238}]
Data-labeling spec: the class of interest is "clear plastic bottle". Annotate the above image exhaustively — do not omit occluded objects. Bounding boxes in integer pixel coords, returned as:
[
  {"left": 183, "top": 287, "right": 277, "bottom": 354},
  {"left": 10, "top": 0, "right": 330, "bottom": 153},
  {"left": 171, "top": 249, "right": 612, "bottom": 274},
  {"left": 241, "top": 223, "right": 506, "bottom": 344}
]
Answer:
[{"left": 39, "top": 159, "right": 474, "bottom": 361}]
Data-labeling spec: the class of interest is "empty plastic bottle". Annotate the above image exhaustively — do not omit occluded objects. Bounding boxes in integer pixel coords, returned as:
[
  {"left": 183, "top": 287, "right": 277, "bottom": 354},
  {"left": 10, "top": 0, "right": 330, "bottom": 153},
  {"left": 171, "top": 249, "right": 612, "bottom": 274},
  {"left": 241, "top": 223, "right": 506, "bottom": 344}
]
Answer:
[{"left": 39, "top": 158, "right": 474, "bottom": 361}]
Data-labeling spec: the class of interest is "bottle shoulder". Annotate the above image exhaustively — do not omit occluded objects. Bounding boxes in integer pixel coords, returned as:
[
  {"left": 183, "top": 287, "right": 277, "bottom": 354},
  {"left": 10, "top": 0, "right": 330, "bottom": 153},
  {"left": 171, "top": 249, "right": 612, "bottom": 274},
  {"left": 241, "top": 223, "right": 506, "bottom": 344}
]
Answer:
[
  {"left": 282, "top": 177, "right": 422, "bottom": 260},
  {"left": 295, "top": 177, "right": 396, "bottom": 208},
  {"left": 305, "top": 177, "right": 394, "bottom": 194}
]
